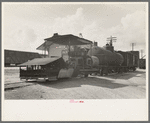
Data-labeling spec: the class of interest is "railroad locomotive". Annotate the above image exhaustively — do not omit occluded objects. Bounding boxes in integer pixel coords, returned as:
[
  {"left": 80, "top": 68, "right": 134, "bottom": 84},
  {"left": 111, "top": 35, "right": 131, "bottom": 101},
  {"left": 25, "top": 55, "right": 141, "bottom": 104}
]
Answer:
[
  {"left": 18, "top": 34, "right": 139, "bottom": 80},
  {"left": 68, "top": 41, "right": 139, "bottom": 77}
]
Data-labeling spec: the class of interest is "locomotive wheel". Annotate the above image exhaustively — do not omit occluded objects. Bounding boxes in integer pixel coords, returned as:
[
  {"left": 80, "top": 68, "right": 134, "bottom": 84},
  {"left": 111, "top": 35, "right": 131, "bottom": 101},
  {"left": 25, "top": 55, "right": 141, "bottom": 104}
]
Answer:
[
  {"left": 104, "top": 68, "right": 108, "bottom": 75},
  {"left": 124, "top": 68, "right": 127, "bottom": 73},
  {"left": 117, "top": 68, "right": 120, "bottom": 73},
  {"left": 126, "top": 68, "right": 129, "bottom": 72},
  {"left": 111, "top": 69, "right": 115, "bottom": 73},
  {"left": 122, "top": 68, "right": 125, "bottom": 72},
  {"left": 72, "top": 68, "right": 80, "bottom": 77},
  {"left": 105, "top": 68, "right": 108, "bottom": 75},
  {"left": 120, "top": 68, "right": 123, "bottom": 73},
  {"left": 100, "top": 68, "right": 103, "bottom": 76},
  {"left": 133, "top": 67, "right": 136, "bottom": 71},
  {"left": 102, "top": 67, "right": 108, "bottom": 75},
  {"left": 84, "top": 74, "right": 88, "bottom": 77},
  {"left": 56, "top": 76, "right": 59, "bottom": 80}
]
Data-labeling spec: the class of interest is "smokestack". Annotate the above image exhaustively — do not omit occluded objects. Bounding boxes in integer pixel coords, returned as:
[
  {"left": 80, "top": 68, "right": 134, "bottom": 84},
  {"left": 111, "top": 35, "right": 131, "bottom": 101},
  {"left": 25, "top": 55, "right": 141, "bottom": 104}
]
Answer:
[
  {"left": 94, "top": 41, "right": 98, "bottom": 46},
  {"left": 53, "top": 33, "right": 58, "bottom": 36},
  {"left": 79, "top": 33, "right": 83, "bottom": 38}
]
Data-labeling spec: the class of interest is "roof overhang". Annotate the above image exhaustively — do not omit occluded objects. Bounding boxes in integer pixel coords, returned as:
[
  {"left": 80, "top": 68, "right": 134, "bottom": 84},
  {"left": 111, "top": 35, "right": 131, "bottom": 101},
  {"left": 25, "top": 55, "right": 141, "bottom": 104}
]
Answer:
[
  {"left": 36, "top": 34, "right": 93, "bottom": 51},
  {"left": 18, "top": 57, "right": 62, "bottom": 66},
  {"left": 44, "top": 34, "right": 93, "bottom": 45},
  {"left": 36, "top": 41, "right": 53, "bottom": 50}
]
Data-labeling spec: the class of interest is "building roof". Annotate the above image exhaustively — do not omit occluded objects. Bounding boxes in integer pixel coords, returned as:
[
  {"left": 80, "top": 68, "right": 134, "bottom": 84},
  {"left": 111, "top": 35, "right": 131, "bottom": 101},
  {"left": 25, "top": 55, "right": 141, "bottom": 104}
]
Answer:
[
  {"left": 36, "top": 41, "right": 53, "bottom": 50},
  {"left": 36, "top": 34, "right": 93, "bottom": 50},
  {"left": 18, "top": 57, "right": 61, "bottom": 66}
]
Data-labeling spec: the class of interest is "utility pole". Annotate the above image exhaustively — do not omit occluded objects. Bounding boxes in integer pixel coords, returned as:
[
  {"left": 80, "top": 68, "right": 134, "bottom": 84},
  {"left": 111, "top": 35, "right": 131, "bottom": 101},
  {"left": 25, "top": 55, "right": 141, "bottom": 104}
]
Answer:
[
  {"left": 131, "top": 43, "right": 136, "bottom": 51},
  {"left": 141, "top": 49, "right": 143, "bottom": 59},
  {"left": 106, "top": 36, "right": 117, "bottom": 46},
  {"left": 132, "top": 43, "right": 134, "bottom": 51},
  {"left": 44, "top": 41, "right": 46, "bottom": 58}
]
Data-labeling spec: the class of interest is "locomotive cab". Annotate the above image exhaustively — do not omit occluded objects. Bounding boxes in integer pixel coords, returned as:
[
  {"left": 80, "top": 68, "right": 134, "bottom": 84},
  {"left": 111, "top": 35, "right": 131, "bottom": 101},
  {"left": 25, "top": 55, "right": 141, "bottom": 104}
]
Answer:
[
  {"left": 69, "top": 57, "right": 84, "bottom": 69},
  {"left": 103, "top": 43, "right": 114, "bottom": 52}
]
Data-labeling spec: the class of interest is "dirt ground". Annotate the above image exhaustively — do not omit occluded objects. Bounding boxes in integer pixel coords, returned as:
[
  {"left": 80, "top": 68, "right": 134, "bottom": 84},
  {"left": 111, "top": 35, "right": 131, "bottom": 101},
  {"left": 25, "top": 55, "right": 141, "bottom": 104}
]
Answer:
[{"left": 4, "top": 68, "right": 146, "bottom": 99}]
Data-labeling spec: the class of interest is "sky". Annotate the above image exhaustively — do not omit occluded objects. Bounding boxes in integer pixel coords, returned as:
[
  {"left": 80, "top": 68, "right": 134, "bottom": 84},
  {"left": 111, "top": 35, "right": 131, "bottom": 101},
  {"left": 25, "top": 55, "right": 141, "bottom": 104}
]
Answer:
[{"left": 2, "top": 2, "right": 148, "bottom": 57}]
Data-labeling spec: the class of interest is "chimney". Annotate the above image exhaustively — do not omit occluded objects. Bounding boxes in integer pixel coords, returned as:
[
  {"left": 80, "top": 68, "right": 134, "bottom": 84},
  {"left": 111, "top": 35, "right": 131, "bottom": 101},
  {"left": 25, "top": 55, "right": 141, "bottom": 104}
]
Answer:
[
  {"left": 79, "top": 33, "right": 83, "bottom": 38},
  {"left": 94, "top": 41, "right": 98, "bottom": 46},
  {"left": 53, "top": 33, "right": 58, "bottom": 36}
]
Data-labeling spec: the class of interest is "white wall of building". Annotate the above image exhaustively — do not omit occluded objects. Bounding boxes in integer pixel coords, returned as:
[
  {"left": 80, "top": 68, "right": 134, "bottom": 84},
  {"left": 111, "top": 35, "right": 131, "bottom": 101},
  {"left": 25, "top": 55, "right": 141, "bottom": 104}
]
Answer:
[{"left": 48, "top": 43, "right": 66, "bottom": 57}]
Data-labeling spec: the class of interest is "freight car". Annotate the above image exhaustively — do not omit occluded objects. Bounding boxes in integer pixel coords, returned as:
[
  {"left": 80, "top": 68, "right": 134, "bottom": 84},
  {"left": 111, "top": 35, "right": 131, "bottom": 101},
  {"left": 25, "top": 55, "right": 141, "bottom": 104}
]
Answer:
[
  {"left": 117, "top": 51, "right": 139, "bottom": 71},
  {"left": 139, "top": 59, "right": 146, "bottom": 69},
  {"left": 4, "top": 49, "right": 46, "bottom": 67}
]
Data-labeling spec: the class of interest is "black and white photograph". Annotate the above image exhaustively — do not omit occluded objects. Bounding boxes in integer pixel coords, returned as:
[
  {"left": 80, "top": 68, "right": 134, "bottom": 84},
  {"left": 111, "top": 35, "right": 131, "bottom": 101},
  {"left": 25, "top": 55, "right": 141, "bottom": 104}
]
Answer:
[{"left": 2, "top": 2, "right": 148, "bottom": 121}]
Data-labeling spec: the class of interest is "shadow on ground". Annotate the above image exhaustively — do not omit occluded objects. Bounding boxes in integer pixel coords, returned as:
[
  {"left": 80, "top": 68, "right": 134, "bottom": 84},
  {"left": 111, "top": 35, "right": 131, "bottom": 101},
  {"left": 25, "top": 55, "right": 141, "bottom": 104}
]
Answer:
[
  {"left": 101, "top": 70, "right": 146, "bottom": 80},
  {"left": 27, "top": 76, "right": 128, "bottom": 89}
]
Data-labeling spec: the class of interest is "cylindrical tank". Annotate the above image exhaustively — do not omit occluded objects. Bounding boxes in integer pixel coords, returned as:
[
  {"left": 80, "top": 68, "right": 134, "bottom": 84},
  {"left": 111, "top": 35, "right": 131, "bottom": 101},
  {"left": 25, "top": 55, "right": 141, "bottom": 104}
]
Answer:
[{"left": 87, "top": 46, "right": 124, "bottom": 66}]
